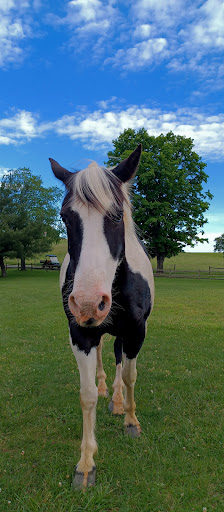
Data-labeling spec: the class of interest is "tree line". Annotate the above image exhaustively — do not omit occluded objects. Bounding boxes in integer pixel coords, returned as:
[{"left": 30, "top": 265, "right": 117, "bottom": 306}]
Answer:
[
  {"left": 0, "top": 168, "right": 63, "bottom": 277},
  {"left": 1, "top": 130, "right": 223, "bottom": 278}
]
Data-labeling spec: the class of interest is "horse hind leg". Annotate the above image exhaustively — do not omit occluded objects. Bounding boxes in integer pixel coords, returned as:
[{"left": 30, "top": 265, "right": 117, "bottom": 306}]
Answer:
[
  {"left": 122, "top": 354, "right": 141, "bottom": 437},
  {"left": 97, "top": 336, "right": 109, "bottom": 397},
  {"left": 109, "top": 337, "right": 124, "bottom": 415}
]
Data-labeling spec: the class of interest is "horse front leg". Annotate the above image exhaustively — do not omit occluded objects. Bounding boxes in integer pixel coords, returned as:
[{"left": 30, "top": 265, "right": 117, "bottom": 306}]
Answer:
[
  {"left": 97, "top": 336, "right": 108, "bottom": 397},
  {"left": 122, "top": 355, "right": 141, "bottom": 437},
  {"left": 71, "top": 343, "right": 98, "bottom": 489}
]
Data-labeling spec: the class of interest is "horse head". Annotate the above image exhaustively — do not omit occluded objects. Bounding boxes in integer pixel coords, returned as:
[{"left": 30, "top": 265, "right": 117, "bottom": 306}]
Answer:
[{"left": 50, "top": 145, "right": 142, "bottom": 328}]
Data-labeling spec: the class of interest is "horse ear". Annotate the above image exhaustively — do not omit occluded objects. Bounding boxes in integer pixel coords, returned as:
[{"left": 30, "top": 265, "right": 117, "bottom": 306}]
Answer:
[
  {"left": 49, "top": 158, "right": 73, "bottom": 184},
  {"left": 113, "top": 144, "right": 142, "bottom": 183}
]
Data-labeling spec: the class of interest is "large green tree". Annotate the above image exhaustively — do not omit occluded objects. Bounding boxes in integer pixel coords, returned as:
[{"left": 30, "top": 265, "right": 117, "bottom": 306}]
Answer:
[
  {"left": 214, "top": 234, "right": 224, "bottom": 254},
  {"left": 106, "top": 129, "right": 213, "bottom": 270},
  {"left": 0, "top": 168, "right": 63, "bottom": 276}
]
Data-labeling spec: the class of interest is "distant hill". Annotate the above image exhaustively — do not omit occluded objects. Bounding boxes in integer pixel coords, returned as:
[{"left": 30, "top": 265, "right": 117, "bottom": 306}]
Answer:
[{"left": 5, "top": 239, "right": 223, "bottom": 271}]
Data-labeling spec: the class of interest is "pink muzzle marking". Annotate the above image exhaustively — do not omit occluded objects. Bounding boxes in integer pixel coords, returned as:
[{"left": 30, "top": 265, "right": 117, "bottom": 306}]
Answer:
[{"left": 68, "top": 292, "right": 111, "bottom": 327}]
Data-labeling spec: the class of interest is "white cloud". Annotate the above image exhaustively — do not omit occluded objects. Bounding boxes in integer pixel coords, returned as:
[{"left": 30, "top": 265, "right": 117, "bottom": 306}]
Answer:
[
  {"left": 67, "top": 0, "right": 103, "bottom": 23},
  {"left": 49, "top": 0, "right": 117, "bottom": 36},
  {"left": 168, "top": 0, "right": 224, "bottom": 77},
  {"left": 189, "top": 0, "right": 224, "bottom": 48},
  {"left": 184, "top": 232, "right": 223, "bottom": 252},
  {"left": 133, "top": 24, "right": 152, "bottom": 39},
  {"left": 105, "top": 38, "right": 168, "bottom": 70},
  {"left": 0, "top": 1, "right": 13, "bottom": 11},
  {"left": 0, "top": 166, "right": 15, "bottom": 184},
  {"left": 96, "top": 97, "right": 117, "bottom": 110},
  {"left": 0, "top": 166, "right": 11, "bottom": 179},
  {"left": 42, "top": 1, "right": 224, "bottom": 76},
  {"left": 130, "top": 0, "right": 224, "bottom": 76},
  {"left": 45, "top": 0, "right": 120, "bottom": 66},
  {"left": 0, "top": 110, "right": 40, "bottom": 144},
  {"left": 0, "top": 0, "right": 34, "bottom": 67},
  {"left": 1, "top": 105, "right": 224, "bottom": 161},
  {"left": 132, "top": 0, "right": 187, "bottom": 26},
  {"left": 49, "top": 106, "right": 224, "bottom": 158}
]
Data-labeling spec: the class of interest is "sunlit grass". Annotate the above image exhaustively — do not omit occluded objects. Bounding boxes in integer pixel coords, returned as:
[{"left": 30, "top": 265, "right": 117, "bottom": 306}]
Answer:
[{"left": 1, "top": 271, "right": 224, "bottom": 511}]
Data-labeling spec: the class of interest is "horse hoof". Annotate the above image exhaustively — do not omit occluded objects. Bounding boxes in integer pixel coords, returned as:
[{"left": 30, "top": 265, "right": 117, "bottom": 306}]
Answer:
[
  {"left": 108, "top": 399, "right": 124, "bottom": 415},
  {"left": 108, "top": 399, "right": 114, "bottom": 412},
  {"left": 72, "top": 466, "right": 96, "bottom": 490},
  {"left": 98, "top": 387, "right": 109, "bottom": 398},
  {"left": 125, "top": 424, "right": 141, "bottom": 438}
]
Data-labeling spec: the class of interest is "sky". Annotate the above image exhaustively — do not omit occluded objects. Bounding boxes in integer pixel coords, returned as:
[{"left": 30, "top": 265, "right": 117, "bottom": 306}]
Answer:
[{"left": 0, "top": 0, "right": 224, "bottom": 252}]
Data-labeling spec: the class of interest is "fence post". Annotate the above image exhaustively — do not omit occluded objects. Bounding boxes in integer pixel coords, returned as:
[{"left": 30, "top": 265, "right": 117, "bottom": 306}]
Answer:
[
  {"left": 209, "top": 265, "right": 211, "bottom": 274},
  {"left": 198, "top": 269, "right": 200, "bottom": 279},
  {"left": 18, "top": 262, "right": 19, "bottom": 271},
  {"left": 31, "top": 263, "right": 33, "bottom": 270}
]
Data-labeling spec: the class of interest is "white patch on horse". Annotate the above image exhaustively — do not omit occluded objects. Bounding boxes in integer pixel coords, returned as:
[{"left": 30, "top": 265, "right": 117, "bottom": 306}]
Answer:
[
  {"left": 70, "top": 205, "right": 118, "bottom": 306},
  {"left": 70, "top": 338, "right": 98, "bottom": 401},
  {"left": 70, "top": 338, "right": 98, "bottom": 473},
  {"left": 60, "top": 252, "right": 70, "bottom": 290}
]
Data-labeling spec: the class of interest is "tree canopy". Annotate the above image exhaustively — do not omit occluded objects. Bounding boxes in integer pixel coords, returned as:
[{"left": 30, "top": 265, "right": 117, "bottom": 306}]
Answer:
[
  {"left": 0, "top": 168, "right": 63, "bottom": 276},
  {"left": 214, "top": 234, "right": 224, "bottom": 254},
  {"left": 106, "top": 128, "right": 213, "bottom": 270}
]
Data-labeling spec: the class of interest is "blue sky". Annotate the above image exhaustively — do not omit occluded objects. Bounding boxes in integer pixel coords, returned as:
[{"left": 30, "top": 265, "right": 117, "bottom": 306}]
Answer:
[{"left": 0, "top": 0, "right": 224, "bottom": 252}]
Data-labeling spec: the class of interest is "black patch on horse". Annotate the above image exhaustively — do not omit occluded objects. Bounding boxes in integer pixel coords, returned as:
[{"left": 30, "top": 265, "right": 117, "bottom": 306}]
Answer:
[{"left": 103, "top": 214, "right": 125, "bottom": 260}]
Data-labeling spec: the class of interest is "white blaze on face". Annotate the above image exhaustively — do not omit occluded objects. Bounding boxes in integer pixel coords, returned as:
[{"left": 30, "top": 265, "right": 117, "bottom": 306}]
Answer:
[{"left": 69, "top": 204, "right": 118, "bottom": 326}]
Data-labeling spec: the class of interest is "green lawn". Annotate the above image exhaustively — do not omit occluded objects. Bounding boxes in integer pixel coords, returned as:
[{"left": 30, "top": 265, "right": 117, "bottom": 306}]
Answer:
[{"left": 1, "top": 271, "right": 224, "bottom": 511}]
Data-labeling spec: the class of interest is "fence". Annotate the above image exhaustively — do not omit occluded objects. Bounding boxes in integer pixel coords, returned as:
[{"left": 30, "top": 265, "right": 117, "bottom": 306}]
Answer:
[
  {"left": 153, "top": 267, "right": 224, "bottom": 279},
  {"left": 6, "top": 263, "right": 59, "bottom": 271}
]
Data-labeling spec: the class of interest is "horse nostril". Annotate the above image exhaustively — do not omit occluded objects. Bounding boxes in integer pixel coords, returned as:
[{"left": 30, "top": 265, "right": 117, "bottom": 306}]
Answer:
[
  {"left": 85, "top": 317, "right": 95, "bottom": 326},
  {"left": 98, "top": 300, "right": 105, "bottom": 311}
]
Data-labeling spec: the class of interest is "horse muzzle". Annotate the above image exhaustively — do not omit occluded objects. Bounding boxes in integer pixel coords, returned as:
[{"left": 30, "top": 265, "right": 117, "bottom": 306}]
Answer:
[{"left": 68, "top": 292, "right": 111, "bottom": 327}]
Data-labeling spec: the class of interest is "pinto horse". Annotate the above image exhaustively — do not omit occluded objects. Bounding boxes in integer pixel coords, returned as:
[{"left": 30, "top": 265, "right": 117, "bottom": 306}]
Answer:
[{"left": 49, "top": 145, "right": 154, "bottom": 489}]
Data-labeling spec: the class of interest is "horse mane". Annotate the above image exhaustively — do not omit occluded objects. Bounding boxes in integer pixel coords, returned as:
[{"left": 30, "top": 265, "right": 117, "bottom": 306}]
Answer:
[
  {"left": 62, "top": 161, "right": 136, "bottom": 241},
  {"left": 68, "top": 162, "right": 129, "bottom": 217}
]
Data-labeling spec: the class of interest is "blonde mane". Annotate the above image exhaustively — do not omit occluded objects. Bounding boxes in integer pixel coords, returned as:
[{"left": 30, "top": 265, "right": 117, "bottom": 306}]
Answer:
[
  {"left": 71, "top": 162, "right": 128, "bottom": 216},
  {"left": 63, "top": 161, "right": 136, "bottom": 240}
]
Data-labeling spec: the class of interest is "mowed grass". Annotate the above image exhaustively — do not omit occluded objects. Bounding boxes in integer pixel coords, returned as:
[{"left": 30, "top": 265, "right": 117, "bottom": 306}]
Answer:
[
  {"left": 0, "top": 270, "right": 224, "bottom": 512},
  {"left": 5, "top": 237, "right": 224, "bottom": 271}
]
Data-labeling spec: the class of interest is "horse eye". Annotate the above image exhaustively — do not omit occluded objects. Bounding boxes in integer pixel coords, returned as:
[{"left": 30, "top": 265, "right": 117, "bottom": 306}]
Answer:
[
  {"left": 112, "top": 211, "right": 123, "bottom": 224},
  {"left": 61, "top": 216, "right": 68, "bottom": 226},
  {"left": 116, "top": 211, "right": 123, "bottom": 222}
]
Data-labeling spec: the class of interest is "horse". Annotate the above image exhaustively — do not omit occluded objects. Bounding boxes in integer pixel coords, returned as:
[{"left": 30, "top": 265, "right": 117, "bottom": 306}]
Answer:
[{"left": 49, "top": 145, "right": 154, "bottom": 489}]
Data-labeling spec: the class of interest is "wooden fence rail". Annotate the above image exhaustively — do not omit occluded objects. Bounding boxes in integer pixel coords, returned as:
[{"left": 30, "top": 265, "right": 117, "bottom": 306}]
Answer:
[
  {"left": 153, "top": 267, "right": 224, "bottom": 279},
  {"left": 209, "top": 266, "right": 224, "bottom": 272},
  {"left": 6, "top": 264, "right": 59, "bottom": 271}
]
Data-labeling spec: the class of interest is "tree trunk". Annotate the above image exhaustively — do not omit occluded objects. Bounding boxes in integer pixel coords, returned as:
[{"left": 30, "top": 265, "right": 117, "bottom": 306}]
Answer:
[
  {"left": 21, "top": 257, "right": 26, "bottom": 271},
  {"left": 0, "top": 255, "right": 7, "bottom": 277},
  {"left": 157, "top": 253, "right": 165, "bottom": 272}
]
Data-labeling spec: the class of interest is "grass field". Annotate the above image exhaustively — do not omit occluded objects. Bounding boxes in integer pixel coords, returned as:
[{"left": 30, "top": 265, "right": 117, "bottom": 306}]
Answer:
[
  {"left": 5, "top": 238, "right": 224, "bottom": 271},
  {"left": 1, "top": 270, "right": 224, "bottom": 511}
]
